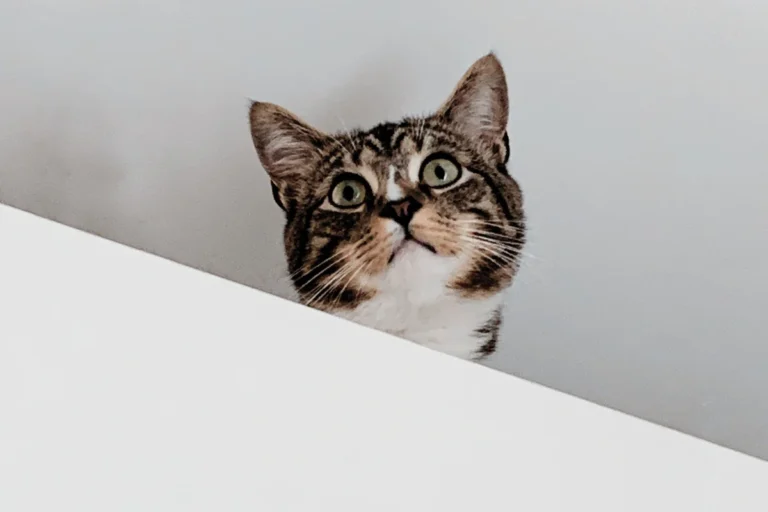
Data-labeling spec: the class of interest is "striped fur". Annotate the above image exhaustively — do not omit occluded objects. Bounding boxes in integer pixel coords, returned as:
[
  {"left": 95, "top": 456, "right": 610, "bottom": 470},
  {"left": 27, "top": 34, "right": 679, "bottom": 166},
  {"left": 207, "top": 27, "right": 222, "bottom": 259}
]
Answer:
[{"left": 249, "top": 53, "right": 526, "bottom": 360}]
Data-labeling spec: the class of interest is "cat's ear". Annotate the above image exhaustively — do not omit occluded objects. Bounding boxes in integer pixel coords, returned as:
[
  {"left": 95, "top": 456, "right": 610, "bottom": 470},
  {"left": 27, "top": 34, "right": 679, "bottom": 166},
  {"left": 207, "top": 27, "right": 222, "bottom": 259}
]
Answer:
[
  {"left": 437, "top": 53, "right": 509, "bottom": 149},
  {"left": 249, "top": 101, "right": 326, "bottom": 208}
]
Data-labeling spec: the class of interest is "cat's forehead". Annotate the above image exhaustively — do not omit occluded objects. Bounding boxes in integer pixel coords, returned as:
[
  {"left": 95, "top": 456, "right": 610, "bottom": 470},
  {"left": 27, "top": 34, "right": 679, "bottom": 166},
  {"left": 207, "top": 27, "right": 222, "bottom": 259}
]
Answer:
[{"left": 322, "top": 118, "right": 459, "bottom": 176}]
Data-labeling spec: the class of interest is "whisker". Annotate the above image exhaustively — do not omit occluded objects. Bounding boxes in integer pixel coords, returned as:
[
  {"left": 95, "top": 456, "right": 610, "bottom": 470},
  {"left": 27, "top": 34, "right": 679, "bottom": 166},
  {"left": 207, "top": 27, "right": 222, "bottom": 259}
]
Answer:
[
  {"left": 451, "top": 222, "right": 539, "bottom": 261},
  {"left": 465, "top": 229, "right": 525, "bottom": 244},
  {"left": 463, "top": 237, "right": 522, "bottom": 260},
  {"left": 463, "top": 243, "right": 521, "bottom": 270},
  {"left": 454, "top": 219, "right": 527, "bottom": 230},
  {"left": 414, "top": 226, "right": 524, "bottom": 270},
  {"left": 450, "top": 225, "right": 546, "bottom": 286},
  {"left": 300, "top": 246, "right": 364, "bottom": 303},
  {"left": 331, "top": 255, "right": 372, "bottom": 308},
  {"left": 472, "top": 231, "right": 525, "bottom": 249},
  {"left": 336, "top": 116, "right": 358, "bottom": 151},
  {"left": 472, "top": 246, "right": 521, "bottom": 270},
  {"left": 467, "top": 232, "right": 539, "bottom": 262},
  {"left": 303, "top": 244, "right": 380, "bottom": 308},
  {"left": 292, "top": 243, "right": 362, "bottom": 293},
  {"left": 462, "top": 240, "right": 523, "bottom": 270},
  {"left": 289, "top": 231, "right": 377, "bottom": 285},
  {"left": 294, "top": 255, "right": 347, "bottom": 294},
  {"left": 288, "top": 246, "right": 345, "bottom": 281},
  {"left": 415, "top": 226, "right": 524, "bottom": 261},
  {"left": 454, "top": 218, "right": 526, "bottom": 228},
  {"left": 459, "top": 234, "right": 523, "bottom": 260},
  {"left": 304, "top": 259, "right": 358, "bottom": 308}
]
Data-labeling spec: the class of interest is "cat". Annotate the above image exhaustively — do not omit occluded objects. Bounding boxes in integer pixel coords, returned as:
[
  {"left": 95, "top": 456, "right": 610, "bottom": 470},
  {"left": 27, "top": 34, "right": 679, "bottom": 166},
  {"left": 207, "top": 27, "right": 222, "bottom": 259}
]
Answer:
[{"left": 248, "top": 53, "right": 526, "bottom": 360}]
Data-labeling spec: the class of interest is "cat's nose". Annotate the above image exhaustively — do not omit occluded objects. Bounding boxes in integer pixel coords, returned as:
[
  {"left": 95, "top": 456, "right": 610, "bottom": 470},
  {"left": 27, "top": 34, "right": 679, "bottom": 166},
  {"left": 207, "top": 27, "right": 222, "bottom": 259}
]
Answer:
[{"left": 380, "top": 197, "right": 422, "bottom": 227}]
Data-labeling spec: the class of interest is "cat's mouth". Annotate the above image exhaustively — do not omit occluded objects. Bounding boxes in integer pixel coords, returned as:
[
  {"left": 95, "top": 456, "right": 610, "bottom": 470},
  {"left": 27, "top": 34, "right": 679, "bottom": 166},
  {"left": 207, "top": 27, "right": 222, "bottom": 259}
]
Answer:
[{"left": 388, "top": 234, "right": 436, "bottom": 264}]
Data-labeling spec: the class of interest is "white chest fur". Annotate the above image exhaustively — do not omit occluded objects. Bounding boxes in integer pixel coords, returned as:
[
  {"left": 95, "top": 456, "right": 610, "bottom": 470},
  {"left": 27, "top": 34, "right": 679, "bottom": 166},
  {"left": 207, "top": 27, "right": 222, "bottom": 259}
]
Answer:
[{"left": 336, "top": 241, "right": 505, "bottom": 360}]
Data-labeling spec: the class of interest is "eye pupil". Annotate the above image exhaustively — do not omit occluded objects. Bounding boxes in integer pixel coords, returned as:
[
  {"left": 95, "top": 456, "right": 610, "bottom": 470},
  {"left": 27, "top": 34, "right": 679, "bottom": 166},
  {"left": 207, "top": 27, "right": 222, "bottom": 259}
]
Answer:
[
  {"left": 421, "top": 157, "right": 460, "bottom": 188},
  {"left": 330, "top": 177, "right": 367, "bottom": 208}
]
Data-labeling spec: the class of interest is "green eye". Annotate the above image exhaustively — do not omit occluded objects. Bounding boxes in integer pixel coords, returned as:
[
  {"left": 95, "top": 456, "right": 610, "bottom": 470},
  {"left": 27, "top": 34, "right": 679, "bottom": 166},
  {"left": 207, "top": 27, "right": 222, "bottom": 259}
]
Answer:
[
  {"left": 421, "top": 157, "right": 461, "bottom": 188},
  {"left": 330, "top": 177, "right": 368, "bottom": 208}
]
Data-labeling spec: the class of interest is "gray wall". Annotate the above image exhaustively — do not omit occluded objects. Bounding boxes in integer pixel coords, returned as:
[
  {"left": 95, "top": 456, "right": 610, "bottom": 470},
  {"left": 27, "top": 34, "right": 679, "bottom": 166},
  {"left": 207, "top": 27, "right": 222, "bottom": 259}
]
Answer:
[{"left": 2, "top": 1, "right": 767, "bottom": 459}]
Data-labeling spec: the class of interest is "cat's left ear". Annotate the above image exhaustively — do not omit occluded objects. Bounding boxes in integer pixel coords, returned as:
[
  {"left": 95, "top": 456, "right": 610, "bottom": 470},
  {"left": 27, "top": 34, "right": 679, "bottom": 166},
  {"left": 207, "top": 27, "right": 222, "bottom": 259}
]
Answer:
[
  {"left": 249, "top": 101, "right": 326, "bottom": 209},
  {"left": 437, "top": 53, "right": 509, "bottom": 157}
]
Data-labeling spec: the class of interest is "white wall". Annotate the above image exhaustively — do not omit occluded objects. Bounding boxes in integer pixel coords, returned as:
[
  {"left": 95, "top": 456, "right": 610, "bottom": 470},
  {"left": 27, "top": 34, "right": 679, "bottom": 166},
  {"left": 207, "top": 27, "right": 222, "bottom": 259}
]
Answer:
[{"left": 2, "top": 0, "right": 767, "bottom": 459}]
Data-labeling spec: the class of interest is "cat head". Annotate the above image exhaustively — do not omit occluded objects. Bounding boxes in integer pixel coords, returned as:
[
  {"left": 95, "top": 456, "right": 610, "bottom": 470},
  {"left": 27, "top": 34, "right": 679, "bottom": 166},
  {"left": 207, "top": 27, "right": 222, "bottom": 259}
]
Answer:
[{"left": 248, "top": 53, "right": 525, "bottom": 313}]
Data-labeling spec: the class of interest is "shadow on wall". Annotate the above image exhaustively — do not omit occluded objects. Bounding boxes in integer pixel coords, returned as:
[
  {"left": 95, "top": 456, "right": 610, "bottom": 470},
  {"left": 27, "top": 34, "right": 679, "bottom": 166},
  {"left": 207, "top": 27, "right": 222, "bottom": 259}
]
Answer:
[{"left": 0, "top": 54, "right": 412, "bottom": 302}]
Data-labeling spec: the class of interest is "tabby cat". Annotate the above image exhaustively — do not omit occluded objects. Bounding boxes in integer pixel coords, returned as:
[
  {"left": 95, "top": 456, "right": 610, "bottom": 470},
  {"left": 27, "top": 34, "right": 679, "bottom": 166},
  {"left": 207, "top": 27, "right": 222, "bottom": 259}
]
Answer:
[{"left": 248, "top": 53, "right": 525, "bottom": 360}]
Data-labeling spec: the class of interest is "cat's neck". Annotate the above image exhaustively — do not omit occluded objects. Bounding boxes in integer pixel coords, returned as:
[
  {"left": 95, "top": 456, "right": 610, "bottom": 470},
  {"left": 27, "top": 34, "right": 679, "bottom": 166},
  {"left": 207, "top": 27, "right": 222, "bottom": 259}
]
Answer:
[{"left": 336, "top": 286, "right": 505, "bottom": 360}]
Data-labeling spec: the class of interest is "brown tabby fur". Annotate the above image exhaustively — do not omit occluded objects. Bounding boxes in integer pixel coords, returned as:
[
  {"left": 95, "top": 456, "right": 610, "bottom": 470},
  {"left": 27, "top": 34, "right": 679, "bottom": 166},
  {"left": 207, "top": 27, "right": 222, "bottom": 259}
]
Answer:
[{"left": 248, "top": 53, "right": 525, "bottom": 359}]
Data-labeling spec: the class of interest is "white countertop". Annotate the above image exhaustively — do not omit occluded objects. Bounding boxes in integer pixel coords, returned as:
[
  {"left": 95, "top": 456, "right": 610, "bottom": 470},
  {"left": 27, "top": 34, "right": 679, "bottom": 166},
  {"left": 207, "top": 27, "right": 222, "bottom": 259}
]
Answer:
[{"left": 1, "top": 204, "right": 766, "bottom": 511}]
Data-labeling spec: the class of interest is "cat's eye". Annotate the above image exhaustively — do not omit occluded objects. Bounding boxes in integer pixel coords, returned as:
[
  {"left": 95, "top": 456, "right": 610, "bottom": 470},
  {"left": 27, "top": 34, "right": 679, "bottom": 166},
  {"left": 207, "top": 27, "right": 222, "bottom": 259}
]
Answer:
[
  {"left": 329, "top": 176, "right": 368, "bottom": 208},
  {"left": 420, "top": 156, "right": 461, "bottom": 188}
]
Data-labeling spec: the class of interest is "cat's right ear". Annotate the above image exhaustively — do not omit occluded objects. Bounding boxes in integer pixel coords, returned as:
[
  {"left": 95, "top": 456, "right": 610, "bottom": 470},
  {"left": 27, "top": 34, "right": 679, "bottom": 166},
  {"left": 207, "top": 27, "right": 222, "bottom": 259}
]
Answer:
[{"left": 249, "top": 101, "right": 325, "bottom": 209}]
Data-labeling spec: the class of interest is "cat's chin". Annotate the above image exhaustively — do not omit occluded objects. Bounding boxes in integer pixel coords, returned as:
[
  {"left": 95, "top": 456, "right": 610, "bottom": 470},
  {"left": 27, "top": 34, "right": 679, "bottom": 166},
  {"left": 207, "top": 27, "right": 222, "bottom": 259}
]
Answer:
[
  {"left": 388, "top": 238, "right": 436, "bottom": 264},
  {"left": 376, "top": 238, "right": 462, "bottom": 305}
]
